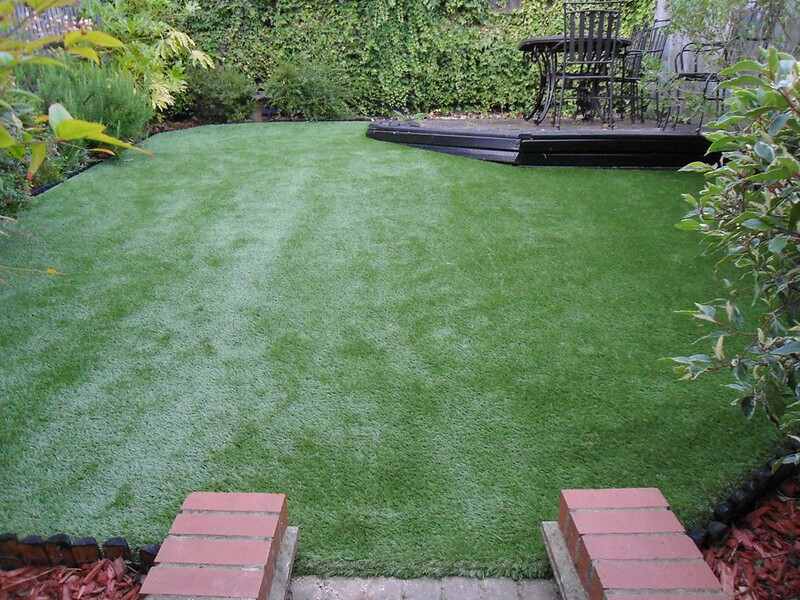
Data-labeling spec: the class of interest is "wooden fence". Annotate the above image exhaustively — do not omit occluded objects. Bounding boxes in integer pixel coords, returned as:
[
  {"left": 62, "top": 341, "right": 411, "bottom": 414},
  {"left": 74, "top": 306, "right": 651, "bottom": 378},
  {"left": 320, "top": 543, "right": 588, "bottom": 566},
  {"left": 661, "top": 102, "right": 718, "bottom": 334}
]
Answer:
[{"left": 11, "top": 2, "right": 81, "bottom": 41}]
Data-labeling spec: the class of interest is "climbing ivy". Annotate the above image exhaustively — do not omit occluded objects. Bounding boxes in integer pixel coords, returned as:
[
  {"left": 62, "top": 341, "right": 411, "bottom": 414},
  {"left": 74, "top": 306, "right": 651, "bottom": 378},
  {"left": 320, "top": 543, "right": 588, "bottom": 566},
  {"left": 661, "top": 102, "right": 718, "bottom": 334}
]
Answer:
[{"left": 178, "top": 0, "right": 654, "bottom": 115}]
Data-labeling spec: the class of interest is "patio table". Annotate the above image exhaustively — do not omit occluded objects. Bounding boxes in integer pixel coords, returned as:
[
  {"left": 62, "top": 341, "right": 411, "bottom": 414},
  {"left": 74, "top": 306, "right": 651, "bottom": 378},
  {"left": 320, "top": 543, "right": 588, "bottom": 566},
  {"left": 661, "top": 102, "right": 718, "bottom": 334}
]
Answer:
[{"left": 518, "top": 35, "right": 630, "bottom": 123}]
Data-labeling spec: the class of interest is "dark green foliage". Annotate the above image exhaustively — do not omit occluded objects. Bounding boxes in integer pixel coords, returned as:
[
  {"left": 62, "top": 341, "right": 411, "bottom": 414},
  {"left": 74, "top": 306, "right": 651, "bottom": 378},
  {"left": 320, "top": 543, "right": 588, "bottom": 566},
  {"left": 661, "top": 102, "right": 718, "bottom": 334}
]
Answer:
[
  {"left": 264, "top": 61, "right": 349, "bottom": 120},
  {"left": 33, "top": 142, "right": 89, "bottom": 190},
  {"left": 0, "top": 154, "right": 29, "bottom": 209},
  {"left": 177, "top": 65, "right": 256, "bottom": 123},
  {"left": 177, "top": 0, "right": 654, "bottom": 115},
  {"left": 19, "top": 59, "right": 153, "bottom": 141}
]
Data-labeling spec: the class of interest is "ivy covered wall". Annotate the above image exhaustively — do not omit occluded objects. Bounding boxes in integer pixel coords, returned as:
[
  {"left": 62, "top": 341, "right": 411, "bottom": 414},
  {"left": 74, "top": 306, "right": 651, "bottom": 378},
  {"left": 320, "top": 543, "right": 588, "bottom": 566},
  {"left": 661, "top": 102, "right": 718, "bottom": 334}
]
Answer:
[{"left": 182, "top": 0, "right": 655, "bottom": 115}]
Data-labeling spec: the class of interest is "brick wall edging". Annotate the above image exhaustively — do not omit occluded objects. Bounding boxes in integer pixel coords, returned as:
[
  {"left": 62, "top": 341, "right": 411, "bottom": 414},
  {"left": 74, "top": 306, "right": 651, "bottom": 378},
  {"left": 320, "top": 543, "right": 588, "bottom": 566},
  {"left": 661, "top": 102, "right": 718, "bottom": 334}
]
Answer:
[{"left": 0, "top": 532, "right": 160, "bottom": 572}]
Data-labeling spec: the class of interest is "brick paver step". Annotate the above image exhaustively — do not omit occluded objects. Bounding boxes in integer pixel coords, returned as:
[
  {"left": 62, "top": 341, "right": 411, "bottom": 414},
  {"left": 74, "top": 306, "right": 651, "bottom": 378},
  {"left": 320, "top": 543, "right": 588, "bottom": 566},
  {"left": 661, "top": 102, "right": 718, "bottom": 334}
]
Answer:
[
  {"left": 141, "top": 492, "right": 289, "bottom": 600},
  {"left": 552, "top": 487, "right": 727, "bottom": 600}
]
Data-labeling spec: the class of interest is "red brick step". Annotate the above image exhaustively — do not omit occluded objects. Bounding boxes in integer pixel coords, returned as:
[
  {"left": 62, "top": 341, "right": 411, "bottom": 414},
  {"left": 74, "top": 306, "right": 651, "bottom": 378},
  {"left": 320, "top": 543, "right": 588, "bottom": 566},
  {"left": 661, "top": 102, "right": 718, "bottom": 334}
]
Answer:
[
  {"left": 543, "top": 487, "right": 728, "bottom": 600},
  {"left": 141, "top": 492, "right": 290, "bottom": 600}
]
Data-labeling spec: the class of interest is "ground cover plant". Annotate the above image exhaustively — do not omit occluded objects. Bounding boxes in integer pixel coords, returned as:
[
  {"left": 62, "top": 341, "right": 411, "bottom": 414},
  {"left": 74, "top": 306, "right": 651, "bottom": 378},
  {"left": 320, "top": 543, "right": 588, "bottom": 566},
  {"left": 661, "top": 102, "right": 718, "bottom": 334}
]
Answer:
[{"left": 0, "top": 122, "right": 777, "bottom": 578}]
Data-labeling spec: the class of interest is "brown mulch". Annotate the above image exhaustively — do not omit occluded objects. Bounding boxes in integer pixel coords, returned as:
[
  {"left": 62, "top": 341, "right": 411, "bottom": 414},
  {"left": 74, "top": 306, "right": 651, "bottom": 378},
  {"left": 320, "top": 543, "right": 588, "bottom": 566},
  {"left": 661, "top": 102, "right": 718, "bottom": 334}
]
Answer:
[
  {"left": 704, "top": 478, "right": 800, "bottom": 600},
  {"left": 0, "top": 559, "right": 140, "bottom": 600}
]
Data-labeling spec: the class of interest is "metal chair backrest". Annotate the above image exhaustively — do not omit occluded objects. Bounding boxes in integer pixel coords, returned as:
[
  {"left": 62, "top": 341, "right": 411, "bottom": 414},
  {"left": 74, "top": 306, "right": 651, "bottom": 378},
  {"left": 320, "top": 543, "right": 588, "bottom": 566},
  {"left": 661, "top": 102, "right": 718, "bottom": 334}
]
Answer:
[
  {"left": 562, "top": 0, "right": 624, "bottom": 69},
  {"left": 624, "top": 19, "right": 669, "bottom": 77}
]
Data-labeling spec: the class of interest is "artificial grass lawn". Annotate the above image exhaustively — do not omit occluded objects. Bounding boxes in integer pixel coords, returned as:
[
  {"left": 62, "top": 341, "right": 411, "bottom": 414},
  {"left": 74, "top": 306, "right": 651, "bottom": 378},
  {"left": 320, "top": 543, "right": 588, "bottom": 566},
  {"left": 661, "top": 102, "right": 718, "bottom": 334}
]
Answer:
[{"left": 0, "top": 122, "right": 777, "bottom": 578}]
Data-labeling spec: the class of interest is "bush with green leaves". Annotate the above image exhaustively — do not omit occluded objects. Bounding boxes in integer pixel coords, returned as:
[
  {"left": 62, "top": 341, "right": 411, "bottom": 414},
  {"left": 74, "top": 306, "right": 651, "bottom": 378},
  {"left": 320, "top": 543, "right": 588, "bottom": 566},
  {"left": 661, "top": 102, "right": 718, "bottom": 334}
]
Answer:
[
  {"left": 18, "top": 59, "right": 154, "bottom": 142},
  {"left": 672, "top": 48, "right": 800, "bottom": 466},
  {"left": 176, "top": 65, "right": 255, "bottom": 123},
  {"left": 179, "top": 0, "right": 653, "bottom": 116},
  {"left": 264, "top": 61, "right": 350, "bottom": 120}
]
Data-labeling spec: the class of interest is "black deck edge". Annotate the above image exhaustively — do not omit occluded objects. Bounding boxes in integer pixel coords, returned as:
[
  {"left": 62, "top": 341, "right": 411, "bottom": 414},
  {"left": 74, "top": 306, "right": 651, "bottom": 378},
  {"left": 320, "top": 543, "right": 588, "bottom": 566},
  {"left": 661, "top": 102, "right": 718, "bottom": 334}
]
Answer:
[
  {"left": 406, "top": 143, "right": 518, "bottom": 164},
  {"left": 366, "top": 121, "right": 715, "bottom": 168}
]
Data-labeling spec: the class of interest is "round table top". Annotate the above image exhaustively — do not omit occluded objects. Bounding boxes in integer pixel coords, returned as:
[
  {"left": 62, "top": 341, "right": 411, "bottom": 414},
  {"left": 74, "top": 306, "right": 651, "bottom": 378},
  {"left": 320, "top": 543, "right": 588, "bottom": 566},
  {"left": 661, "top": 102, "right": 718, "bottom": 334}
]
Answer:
[{"left": 518, "top": 35, "right": 630, "bottom": 52}]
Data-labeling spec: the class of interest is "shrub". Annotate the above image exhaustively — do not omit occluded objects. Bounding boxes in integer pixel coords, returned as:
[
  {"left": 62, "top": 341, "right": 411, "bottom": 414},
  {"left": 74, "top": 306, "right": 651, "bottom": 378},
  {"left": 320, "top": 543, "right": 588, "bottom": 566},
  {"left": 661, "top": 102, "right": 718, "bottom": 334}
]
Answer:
[
  {"left": 178, "top": 65, "right": 255, "bottom": 123},
  {"left": 179, "top": 0, "right": 653, "bottom": 115},
  {"left": 264, "top": 61, "right": 350, "bottom": 120},
  {"left": 19, "top": 59, "right": 154, "bottom": 142},
  {"left": 0, "top": 0, "right": 139, "bottom": 225},
  {"left": 671, "top": 48, "right": 800, "bottom": 466},
  {"left": 82, "top": 0, "right": 214, "bottom": 111},
  {"left": 0, "top": 155, "right": 29, "bottom": 210}
]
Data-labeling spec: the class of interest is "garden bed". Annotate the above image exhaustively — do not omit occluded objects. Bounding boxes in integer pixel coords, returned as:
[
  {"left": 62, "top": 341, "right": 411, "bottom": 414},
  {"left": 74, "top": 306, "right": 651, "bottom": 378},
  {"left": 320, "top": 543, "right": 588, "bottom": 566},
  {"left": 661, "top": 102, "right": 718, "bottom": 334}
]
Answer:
[
  {"left": 705, "top": 477, "right": 800, "bottom": 599},
  {"left": 0, "top": 559, "right": 140, "bottom": 600}
]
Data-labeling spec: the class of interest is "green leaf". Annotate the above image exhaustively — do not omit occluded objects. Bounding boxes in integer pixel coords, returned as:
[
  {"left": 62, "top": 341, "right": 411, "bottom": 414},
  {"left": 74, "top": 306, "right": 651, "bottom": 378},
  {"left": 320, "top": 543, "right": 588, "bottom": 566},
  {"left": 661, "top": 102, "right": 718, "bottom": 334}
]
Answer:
[
  {"left": 768, "top": 47, "right": 779, "bottom": 75},
  {"left": 67, "top": 46, "right": 100, "bottom": 64},
  {"left": 720, "top": 75, "right": 768, "bottom": 89},
  {"left": 675, "top": 220, "right": 701, "bottom": 231},
  {"left": 679, "top": 161, "right": 713, "bottom": 173},
  {"left": 707, "top": 137, "right": 741, "bottom": 153},
  {"left": 789, "top": 203, "right": 800, "bottom": 231},
  {"left": 55, "top": 118, "right": 105, "bottom": 141},
  {"left": 20, "top": 55, "right": 64, "bottom": 67},
  {"left": 754, "top": 141, "right": 775, "bottom": 162},
  {"left": 720, "top": 59, "right": 763, "bottom": 77},
  {"left": 27, "top": 142, "right": 46, "bottom": 180},
  {"left": 65, "top": 30, "right": 124, "bottom": 49},
  {"left": 47, "top": 103, "right": 72, "bottom": 134},
  {"left": 670, "top": 354, "right": 711, "bottom": 365},
  {"left": 768, "top": 112, "right": 792, "bottom": 136},
  {"left": 770, "top": 341, "right": 800, "bottom": 355},
  {"left": 742, "top": 218, "right": 769, "bottom": 231},
  {"left": 0, "top": 123, "right": 15, "bottom": 148},
  {"left": 776, "top": 156, "right": 800, "bottom": 176},
  {"left": 745, "top": 168, "right": 789, "bottom": 183},
  {"left": 768, "top": 235, "right": 788, "bottom": 254}
]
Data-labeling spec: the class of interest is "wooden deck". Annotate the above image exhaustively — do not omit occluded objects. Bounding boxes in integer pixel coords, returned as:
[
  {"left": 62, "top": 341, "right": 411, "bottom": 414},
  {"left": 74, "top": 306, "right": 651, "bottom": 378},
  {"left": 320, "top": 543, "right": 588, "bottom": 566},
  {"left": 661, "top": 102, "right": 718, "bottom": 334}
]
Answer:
[{"left": 366, "top": 118, "right": 713, "bottom": 168}]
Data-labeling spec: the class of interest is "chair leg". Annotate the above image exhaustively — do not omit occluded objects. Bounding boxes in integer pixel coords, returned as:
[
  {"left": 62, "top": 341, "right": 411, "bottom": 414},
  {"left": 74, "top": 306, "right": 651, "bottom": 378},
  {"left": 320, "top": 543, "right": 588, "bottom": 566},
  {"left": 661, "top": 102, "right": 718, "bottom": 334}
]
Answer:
[
  {"left": 555, "top": 76, "right": 566, "bottom": 130},
  {"left": 608, "top": 78, "right": 615, "bottom": 129}
]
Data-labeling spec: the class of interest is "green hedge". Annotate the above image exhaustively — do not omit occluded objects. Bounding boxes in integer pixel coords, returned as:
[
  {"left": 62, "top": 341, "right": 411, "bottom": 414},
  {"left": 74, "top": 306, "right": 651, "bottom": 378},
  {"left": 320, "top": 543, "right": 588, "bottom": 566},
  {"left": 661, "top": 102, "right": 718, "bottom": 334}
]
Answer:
[{"left": 181, "top": 0, "right": 654, "bottom": 116}]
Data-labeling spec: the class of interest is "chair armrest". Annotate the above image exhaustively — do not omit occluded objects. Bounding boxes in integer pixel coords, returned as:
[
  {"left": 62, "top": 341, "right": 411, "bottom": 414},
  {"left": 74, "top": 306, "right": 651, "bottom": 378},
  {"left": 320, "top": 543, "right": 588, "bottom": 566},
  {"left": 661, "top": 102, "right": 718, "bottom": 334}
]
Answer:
[{"left": 674, "top": 42, "right": 725, "bottom": 74}]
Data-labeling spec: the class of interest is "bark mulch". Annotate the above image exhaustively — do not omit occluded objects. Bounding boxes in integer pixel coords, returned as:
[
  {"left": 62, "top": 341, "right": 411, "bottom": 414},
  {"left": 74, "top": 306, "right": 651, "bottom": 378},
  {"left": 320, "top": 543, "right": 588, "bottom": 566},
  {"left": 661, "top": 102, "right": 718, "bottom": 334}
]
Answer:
[
  {"left": 0, "top": 558, "right": 140, "bottom": 600},
  {"left": 704, "top": 477, "right": 800, "bottom": 600}
]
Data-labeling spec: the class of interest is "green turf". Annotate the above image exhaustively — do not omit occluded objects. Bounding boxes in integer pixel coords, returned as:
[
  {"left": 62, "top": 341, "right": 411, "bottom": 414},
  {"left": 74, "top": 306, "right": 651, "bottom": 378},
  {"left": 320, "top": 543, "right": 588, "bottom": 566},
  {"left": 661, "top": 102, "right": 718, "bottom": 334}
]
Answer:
[{"left": 0, "top": 122, "right": 777, "bottom": 578}]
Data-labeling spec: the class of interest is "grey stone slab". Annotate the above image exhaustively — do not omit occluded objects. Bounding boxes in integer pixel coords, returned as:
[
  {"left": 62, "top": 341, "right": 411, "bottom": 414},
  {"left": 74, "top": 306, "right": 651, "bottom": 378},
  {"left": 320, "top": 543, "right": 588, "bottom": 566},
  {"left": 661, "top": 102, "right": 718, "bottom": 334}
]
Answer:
[
  {"left": 270, "top": 527, "right": 300, "bottom": 600},
  {"left": 362, "top": 578, "right": 403, "bottom": 600},
  {"left": 289, "top": 577, "right": 324, "bottom": 600},
  {"left": 401, "top": 578, "right": 442, "bottom": 600},
  {"left": 540, "top": 522, "right": 587, "bottom": 600},
  {"left": 517, "top": 580, "right": 557, "bottom": 600},
  {"left": 441, "top": 577, "right": 482, "bottom": 600},
  {"left": 479, "top": 578, "right": 519, "bottom": 600},
  {"left": 319, "top": 578, "right": 369, "bottom": 600}
]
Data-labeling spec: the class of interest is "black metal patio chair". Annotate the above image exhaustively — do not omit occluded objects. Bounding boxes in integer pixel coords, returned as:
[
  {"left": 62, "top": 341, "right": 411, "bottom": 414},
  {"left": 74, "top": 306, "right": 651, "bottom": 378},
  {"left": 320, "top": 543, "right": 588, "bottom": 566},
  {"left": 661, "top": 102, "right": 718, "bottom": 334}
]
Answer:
[
  {"left": 661, "top": 6, "right": 770, "bottom": 131},
  {"left": 617, "top": 19, "right": 669, "bottom": 122},
  {"left": 552, "top": 0, "right": 625, "bottom": 129}
]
